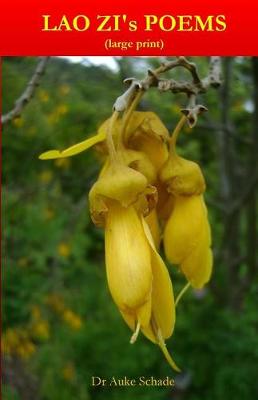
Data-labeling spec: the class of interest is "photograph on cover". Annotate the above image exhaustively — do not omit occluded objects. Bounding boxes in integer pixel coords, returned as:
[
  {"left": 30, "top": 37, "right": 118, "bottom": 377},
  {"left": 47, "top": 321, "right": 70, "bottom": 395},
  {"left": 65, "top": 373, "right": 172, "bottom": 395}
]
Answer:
[{"left": 2, "top": 56, "right": 258, "bottom": 400}]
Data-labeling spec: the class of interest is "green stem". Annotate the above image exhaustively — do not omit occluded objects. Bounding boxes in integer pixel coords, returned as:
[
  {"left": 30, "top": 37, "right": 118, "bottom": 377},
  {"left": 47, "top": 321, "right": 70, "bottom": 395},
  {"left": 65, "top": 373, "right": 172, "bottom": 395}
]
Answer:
[{"left": 175, "top": 282, "right": 191, "bottom": 307}]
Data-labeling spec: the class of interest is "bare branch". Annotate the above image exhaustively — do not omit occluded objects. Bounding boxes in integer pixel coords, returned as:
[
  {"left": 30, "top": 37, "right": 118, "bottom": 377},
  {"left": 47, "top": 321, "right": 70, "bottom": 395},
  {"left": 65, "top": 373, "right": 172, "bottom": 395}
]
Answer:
[
  {"left": 113, "top": 56, "right": 222, "bottom": 127},
  {"left": 147, "top": 56, "right": 203, "bottom": 87},
  {"left": 1, "top": 57, "right": 50, "bottom": 125},
  {"left": 154, "top": 56, "right": 222, "bottom": 93},
  {"left": 202, "top": 56, "right": 222, "bottom": 89}
]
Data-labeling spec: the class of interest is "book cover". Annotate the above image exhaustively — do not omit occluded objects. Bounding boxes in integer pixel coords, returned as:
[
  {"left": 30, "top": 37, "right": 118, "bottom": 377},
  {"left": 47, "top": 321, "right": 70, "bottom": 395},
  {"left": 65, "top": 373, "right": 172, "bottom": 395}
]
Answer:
[{"left": 1, "top": 1, "right": 258, "bottom": 399}]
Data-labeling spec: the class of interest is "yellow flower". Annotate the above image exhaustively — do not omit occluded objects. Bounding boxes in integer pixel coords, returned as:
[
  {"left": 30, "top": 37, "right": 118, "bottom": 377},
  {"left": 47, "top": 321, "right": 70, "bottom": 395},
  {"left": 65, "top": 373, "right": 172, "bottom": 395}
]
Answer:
[
  {"left": 90, "top": 158, "right": 179, "bottom": 371},
  {"left": 39, "top": 109, "right": 181, "bottom": 370},
  {"left": 105, "top": 202, "right": 178, "bottom": 370},
  {"left": 141, "top": 219, "right": 176, "bottom": 346},
  {"left": 57, "top": 242, "right": 71, "bottom": 258},
  {"left": 30, "top": 320, "right": 50, "bottom": 341},
  {"left": 163, "top": 195, "right": 212, "bottom": 288},
  {"left": 16, "top": 341, "right": 36, "bottom": 359},
  {"left": 39, "top": 107, "right": 214, "bottom": 370},
  {"left": 105, "top": 203, "right": 152, "bottom": 327},
  {"left": 160, "top": 155, "right": 206, "bottom": 197},
  {"left": 95, "top": 111, "right": 169, "bottom": 175},
  {"left": 2, "top": 328, "right": 36, "bottom": 359},
  {"left": 89, "top": 162, "right": 152, "bottom": 226},
  {"left": 93, "top": 113, "right": 170, "bottom": 249},
  {"left": 62, "top": 310, "right": 82, "bottom": 330},
  {"left": 160, "top": 116, "right": 212, "bottom": 289},
  {"left": 2, "top": 329, "right": 20, "bottom": 353}
]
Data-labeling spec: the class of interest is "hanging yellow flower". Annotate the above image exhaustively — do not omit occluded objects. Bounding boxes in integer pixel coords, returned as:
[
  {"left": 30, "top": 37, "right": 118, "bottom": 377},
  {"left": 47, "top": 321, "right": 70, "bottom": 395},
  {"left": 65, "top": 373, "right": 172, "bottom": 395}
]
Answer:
[
  {"left": 90, "top": 158, "right": 179, "bottom": 371},
  {"left": 89, "top": 110, "right": 180, "bottom": 370},
  {"left": 38, "top": 83, "right": 214, "bottom": 372},
  {"left": 105, "top": 203, "right": 153, "bottom": 330},
  {"left": 160, "top": 116, "right": 213, "bottom": 290},
  {"left": 163, "top": 195, "right": 212, "bottom": 289}
]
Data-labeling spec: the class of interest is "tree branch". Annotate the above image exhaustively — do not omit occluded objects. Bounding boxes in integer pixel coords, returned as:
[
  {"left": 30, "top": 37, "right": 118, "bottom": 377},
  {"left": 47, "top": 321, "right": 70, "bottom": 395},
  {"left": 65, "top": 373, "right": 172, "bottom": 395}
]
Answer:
[
  {"left": 113, "top": 56, "right": 222, "bottom": 127},
  {"left": 1, "top": 57, "right": 50, "bottom": 125},
  {"left": 157, "top": 56, "right": 221, "bottom": 93},
  {"left": 202, "top": 56, "right": 222, "bottom": 89}
]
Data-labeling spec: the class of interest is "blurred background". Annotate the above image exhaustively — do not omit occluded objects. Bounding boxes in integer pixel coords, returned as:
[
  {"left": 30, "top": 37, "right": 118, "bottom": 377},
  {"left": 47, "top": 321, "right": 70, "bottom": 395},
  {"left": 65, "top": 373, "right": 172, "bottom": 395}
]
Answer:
[{"left": 2, "top": 56, "right": 258, "bottom": 400}]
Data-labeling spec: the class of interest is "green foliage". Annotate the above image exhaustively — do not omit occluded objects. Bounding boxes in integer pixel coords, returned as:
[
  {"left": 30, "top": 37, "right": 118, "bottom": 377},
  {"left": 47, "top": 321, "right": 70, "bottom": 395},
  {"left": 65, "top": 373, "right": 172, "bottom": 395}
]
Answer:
[{"left": 2, "top": 57, "right": 258, "bottom": 400}]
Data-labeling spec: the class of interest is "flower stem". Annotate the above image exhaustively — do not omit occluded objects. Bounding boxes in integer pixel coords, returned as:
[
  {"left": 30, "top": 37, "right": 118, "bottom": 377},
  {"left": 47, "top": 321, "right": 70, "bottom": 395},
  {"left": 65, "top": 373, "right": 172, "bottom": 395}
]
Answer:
[
  {"left": 156, "top": 328, "right": 181, "bottom": 373},
  {"left": 175, "top": 282, "right": 191, "bottom": 307},
  {"left": 130, "top": 321, "right": 141, "bottom": 344},
  {"left": 151, "top": 316, "right": 181, "bottom": 372},
  {"left": 106, "top": 110, "right": 119, "bottom": 163},
  {"left": 170, "top": 115, "right": 187, "bottom": 155},
  {"left": 120, "top": 90, "right": 144, "bottom": 146}
]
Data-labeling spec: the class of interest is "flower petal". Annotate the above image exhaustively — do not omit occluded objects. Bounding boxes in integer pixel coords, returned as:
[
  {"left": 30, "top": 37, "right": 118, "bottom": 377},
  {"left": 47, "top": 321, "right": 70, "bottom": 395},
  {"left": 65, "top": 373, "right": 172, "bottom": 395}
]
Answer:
[
  {"left": 142, "top": 218, "right": 175, "bottom": 340},
  {"left": 39, "top": 131, "right": 105, "bottom": 160},
  {"left": 89, "top": 163, "right": 148, "bottom": 212},
  {"left": 164, "top": 195, "right": 206, "bottom": 264},
  {"left": 160, "top": 155, "right": 206, "bottom": 196},
  {"left": 120, "top": 297, "right": 152, "bottom": 332},
  {"left": 145, "top": 209, "right": 161, "bottom": 249},
  {"left": 156, "top": 180, "right": 175, "bottom": 222},
  {"left": 126, "top": 111, "right": 169, "bottom": 142},
  {"left": 181, "top": 215, "right": 213, "bottom": 288},
  {"left": 105, "top": 204, "right": 152, "bottom": 322},
  {"left": 120, "top": 149, "right": 157, "bottom": 184},
  {"left": 164, "top": 195, "right": 213, "bottom": 288},
  {"left": 130, "top": 134, "right": 169, "bottom": 172}
]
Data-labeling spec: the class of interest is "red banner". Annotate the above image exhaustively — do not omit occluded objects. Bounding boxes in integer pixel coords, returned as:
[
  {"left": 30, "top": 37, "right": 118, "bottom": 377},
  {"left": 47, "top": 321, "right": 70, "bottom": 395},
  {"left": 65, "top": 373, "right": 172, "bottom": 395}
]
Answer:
[{"left": 0, "top": 0, "right": 258, "bottom": 55}]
